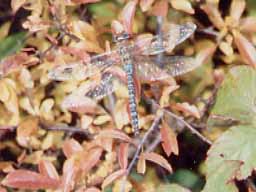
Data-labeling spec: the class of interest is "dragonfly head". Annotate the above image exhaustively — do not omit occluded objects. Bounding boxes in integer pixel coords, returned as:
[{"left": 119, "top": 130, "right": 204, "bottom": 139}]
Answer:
[{"left": 112, "top": 33, "right": 131, "bottom": 42}]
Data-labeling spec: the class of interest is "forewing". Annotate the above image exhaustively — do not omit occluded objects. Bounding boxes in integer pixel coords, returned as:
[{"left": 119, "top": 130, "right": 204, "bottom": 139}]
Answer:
[
  {"left": 136, "top": 55, "right": 199, "bottom": 82},
  {"left": 134, "top": 22, "right": 196, "bottom": 55},
  {"left": 48, "top": 51, "right": 120, "bottom": 81},
  {"left": 86, "top": 72, "right": 122, "bottom": 101}
]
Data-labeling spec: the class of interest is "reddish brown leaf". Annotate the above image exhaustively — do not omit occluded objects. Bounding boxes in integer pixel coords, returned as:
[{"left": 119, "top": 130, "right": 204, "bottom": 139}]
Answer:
[
  {"left": 233, "top": 30, "right": 256, "bottom": 68},
  {"left": 101, "top": 169, "right": 126, "bottom": 189},
  {"left": 150, "top": 0, "right": 168, "bottom": 17},
  {"left": 160, "top": 120, "right": 179, "bottom": 156},
  {"left": 38, "top": 160, "right": 59, "bottom": 180},
  {"left": 80, "top": 147, "right": 103, "bottom": 174},
  {"left": 96, "top": 129, "right": 136, "bottom": 146},
  {"left": 1, "top": 170, "right": 59, "bottom": 190},
  {"left": 60, "top": 46, "right": 90, "bottom": 62},
  {"left": 61, "top": 158, "right": 78, "bottom": 192},
  {"left": 119, "top": 1, "right": 137, "bottom": 34},
  {"left": 84, "top": 187, "right": 101, "bottom": 192},
  {"left": 0, "top": 186, "right": 7, "bottom": 192},
  {"left": 200, "top": 4, "right": 225, "bottom": 30},
  {"left": 142, "top": 152, "right": 173, "bottom": 173},
  {"left": 140, "top": 0, "right": 155, "bottom": 12},
  {"left": 240, "top": 17, "right": 256, "bottom": 33},
  {"left": 62, "top": 139, "right": 83, "bottom": 158},
  {"left": 172, "top": 102, "right": 200, "bottom": 119},
  {"left": 118, "top": 143, "right": 129, "bottom": 169}
]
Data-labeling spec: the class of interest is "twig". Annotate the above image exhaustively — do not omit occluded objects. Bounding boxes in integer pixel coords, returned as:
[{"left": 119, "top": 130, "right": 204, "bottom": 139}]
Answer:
[
  {"left": 247, "top": 178, "right": 256, "bottom": 192},
  {"left": 126, "top": 111, "right": 163, "bottom": 175},
  {"left": 145, "top": 98, "right": 212, "bottom": 145},
  {"left": 145, "top": 132, "right": 161, "bottom": 153},
  {"left": 39, "top": 122, "right": 94, "bottom": 139}
]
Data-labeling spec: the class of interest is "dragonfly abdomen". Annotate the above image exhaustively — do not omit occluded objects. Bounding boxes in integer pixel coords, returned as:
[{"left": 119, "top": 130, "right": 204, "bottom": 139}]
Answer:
[{"left": 126, "top": 65, "right": 140, "bottom": 136}]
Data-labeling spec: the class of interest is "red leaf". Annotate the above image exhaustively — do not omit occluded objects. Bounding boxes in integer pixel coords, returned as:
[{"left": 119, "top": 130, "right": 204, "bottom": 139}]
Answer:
[
  {"left": 119, "top": 1, "right": 137, "bottom": 34},
  {"left": 1, "top": 170, "right": 59, "bottom": 190},
  {"left": 0, "top": 186, "right": 7, "bottom": 192},
  {"left": 233, "top": 30, "right": 256, "bottom": 68},
  {"left": 150, "top": 0, "right": 168, "bottom": 17},
  {"left": 160, "top": 120, "right": 179, "bottom": 156},
  {"left": 62, "top": 139, "right": 83, "bottom": 158},
  {"left": 84, "top": 187, "right": 101, "bottom": 192},
  {"left": 172, "top": 102, "right": 200, "bottom": 119},
  {"left": 118, "top": 143, "right": 129, "bottom": 169},
  {"left": 80, "top": 147, "right": 103, "bottom": 174},
  {"left": 142, "top": 152, "right": 173, "bottom": 173},
  {"left": 96, "top": 129, "right": 136, "bottom": 146},
  {"left": 38, "top": 160, "right": 59, "bottom": 180},
  {"left": 61, "top": 158, "right": 78, "bottom": 192},
  {"left": 101, "top": 169, "right": 126, "bottom": 189}
]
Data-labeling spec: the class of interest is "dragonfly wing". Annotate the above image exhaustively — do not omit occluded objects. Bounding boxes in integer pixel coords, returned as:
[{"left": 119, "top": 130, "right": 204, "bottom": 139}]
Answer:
[
  {"left": 48, "top": 50, "right": 120, "bottom": 81},
  {"left": 135, "top": 22, "right": 196, "bottom": 55},
  {"left": 136, "top": 55, "right": 199, "bottom": 81},
  {"left": 86, "top": 72, "right": 123, "bottom": 101}
]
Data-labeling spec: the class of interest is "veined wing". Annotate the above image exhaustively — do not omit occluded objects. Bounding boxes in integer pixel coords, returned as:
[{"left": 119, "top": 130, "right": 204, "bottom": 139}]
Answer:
[
  {"left": 48, "top": 50, "right": 121, "bottom": 81},
  {"left": 85, "top": 72, "right": 123, "bottom": 101},
  {"left": 134, "top": 23, "right": 196, "bottom": 55},
  {"left": 136, "top": 55, "right": 199, "bottom": 82}
]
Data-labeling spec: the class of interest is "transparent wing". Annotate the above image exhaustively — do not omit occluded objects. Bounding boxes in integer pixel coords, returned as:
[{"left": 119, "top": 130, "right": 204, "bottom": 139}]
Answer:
[
  {"left": 136, "top": 55, "right": 199, "bottom": 82},
  {"left": 134, "top": 23, "right": 196, "bottom": 55},
  {"left": 85, "top": 72, "right": 121, "bottom": 101},
  {"left": 48, "top": 50, "right": 121, "bottom": 81}
]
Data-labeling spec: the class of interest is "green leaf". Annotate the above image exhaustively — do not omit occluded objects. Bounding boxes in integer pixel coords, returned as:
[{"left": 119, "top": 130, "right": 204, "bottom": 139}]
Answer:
[
  {"left": 202, "top": 161, "right": 240, "bottom": 192},
  {"left": 206, "top": 125, "right": 256, "bottom": 180},
  {"left": 0, "top": 32, "right": 26, "bottom": 61},
  {"left": 167, "top": 169, "right": 204, "bottom": 192},
  {"left": 156, "top": 183, "right": 191, "bottom": 192},
  {"left": 208, "top": 66, "right": 256, "bottom": 128}
]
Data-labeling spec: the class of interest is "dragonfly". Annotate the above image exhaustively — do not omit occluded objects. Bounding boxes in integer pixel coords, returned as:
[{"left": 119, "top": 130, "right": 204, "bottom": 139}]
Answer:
[{"left": 48, "top": 22, "right": 198, "bottom": 136}]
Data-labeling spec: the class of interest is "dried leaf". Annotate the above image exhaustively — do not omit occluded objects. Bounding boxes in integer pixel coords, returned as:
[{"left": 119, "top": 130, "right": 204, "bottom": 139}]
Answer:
[
  {"left": 61, "top": 158, "right": 78, "bottom": 192},
  {"left": 113, "top": 100, "right": 130, "bottom": 129},
  {"left": 101, "top": 169, "right": 126, "bottom": 189},
  {"left": 230, "top": 0, "right": 245, "bottom": 22},
  {"left": 16, "top": 117, "right": 38, "bottom": 147},
  {"left": 118, "top": 143, "right": 129, "bottom": 169},
  {"left": 142, "top": 152, "right": 173, "bottom": 173},
  {"left": 80, "top": 147, "right": 103, "bottom": 173},
  {"left": 140, "top": 0, "right": 155, "bottom": 12},
  {"left": 137, "top": 155, "right": 146, "bottom": 174},
  {"left": 170, "top": 0, "right": 195, "bottom": 14},
  {"left": 150, "top": 0, "right": 168, "bottom": 17},
  {"left": 62, "top": 139, "right": 83, "bottom": 158},
  {"left": 71, "top": 0, "right": 101, "bottom": 5},
  {"left": 96, "top": 129, "right": 136, "bottom": 145},
  {"left": 119, "top": 1, "right": 137, "bottom": 34},
  {"left": 38, "top": 160, "right": 60, "bottom": 180},
  {"left": 240, "top": 17, "right": 256, "bottom": 33},
  {"left": 200, "top": 3, "right": 225, "bottom": 30},
  {"left": 1, "top": 170, "right": 59, "bottom": 190},
  {"left": 84, "top": 187, "right": 101, "bottom": 192},
  {"left": 172, "top": 102, "right": 201, "bottom": 119},
  {"left": 160, "top": 120, "right": 179, "bottom": 156},
  {"left": 233, "top": 30, "right": 256, "bottom": 68}
]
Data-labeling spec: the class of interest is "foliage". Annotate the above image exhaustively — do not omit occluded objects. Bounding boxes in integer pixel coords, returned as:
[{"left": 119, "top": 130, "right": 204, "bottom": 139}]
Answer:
[{"left": 0, "top": 0, "right": 255, "bottom": 191}]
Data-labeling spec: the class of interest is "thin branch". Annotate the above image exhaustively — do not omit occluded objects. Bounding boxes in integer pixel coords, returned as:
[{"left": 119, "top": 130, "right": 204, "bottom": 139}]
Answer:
[
  {"left": 126, "top": 111, "right": 163, "bottom": 175},
  {"left": 39, "top": 122, "right": 94, "bottom": 139},
  {"left": 145, "top": 132, "right": 161, "bottom": 153},
  {"left": 145, "top": 98, "right": 212, "bottom": 145}
]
